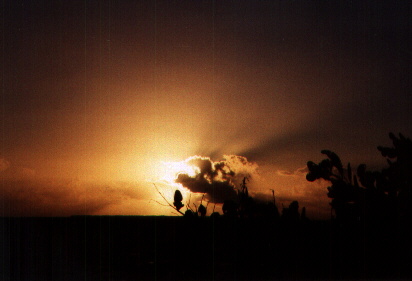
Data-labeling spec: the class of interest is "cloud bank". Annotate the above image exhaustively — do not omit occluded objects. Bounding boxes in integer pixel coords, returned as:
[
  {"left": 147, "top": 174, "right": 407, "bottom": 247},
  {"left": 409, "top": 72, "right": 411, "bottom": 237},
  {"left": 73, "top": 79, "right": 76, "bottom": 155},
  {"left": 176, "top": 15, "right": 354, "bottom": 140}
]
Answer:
[
  {"left": 174, "top": 155, "right": 258, "bottom": 203},
  {"left": 0, "top": 159, "right": 155, "bottom": 216},
  {"left": 0, "top": 178, "right": 155, "bottom": 217}
]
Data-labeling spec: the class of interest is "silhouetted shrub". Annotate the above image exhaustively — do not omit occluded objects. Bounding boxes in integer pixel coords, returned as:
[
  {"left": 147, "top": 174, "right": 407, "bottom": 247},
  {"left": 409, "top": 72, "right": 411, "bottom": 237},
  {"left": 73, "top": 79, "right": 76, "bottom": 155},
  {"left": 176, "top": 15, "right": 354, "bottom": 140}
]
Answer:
[
  {"left": 184, "top": 209, "right": 195, "bottom": 217},
  {"left": 378, "top": 133, "right": 412, "bottom": 221},
  {"left": 156, "top": 175, "right": 282, "bottom": 220},
  {"left": 222, "top": 200, "right": 238, "bottom": 217},
  {"left": 307, "top": 133, "right": 412, "bottom": 223},
  {"left": 281, "top": 201, "right": 300, "bottom": 223}
]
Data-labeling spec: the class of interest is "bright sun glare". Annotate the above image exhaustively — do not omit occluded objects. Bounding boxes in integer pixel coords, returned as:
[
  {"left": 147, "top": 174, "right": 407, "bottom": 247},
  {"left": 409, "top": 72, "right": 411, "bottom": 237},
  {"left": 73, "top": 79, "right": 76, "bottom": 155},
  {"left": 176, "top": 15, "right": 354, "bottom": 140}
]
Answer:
[
  {"left": 147, "top": 156, "right": 210, "bottom": 206},
  {"left": 158, "top": 159, "right": 199, "bottom": 187}
]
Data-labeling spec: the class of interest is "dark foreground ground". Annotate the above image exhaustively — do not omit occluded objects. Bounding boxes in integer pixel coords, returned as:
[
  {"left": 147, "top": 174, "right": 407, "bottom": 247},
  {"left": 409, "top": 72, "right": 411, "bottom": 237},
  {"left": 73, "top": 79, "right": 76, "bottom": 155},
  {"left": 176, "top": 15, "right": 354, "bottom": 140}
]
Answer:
[{"left": 1, "top": 216, "right": 411, "bottom": 281}]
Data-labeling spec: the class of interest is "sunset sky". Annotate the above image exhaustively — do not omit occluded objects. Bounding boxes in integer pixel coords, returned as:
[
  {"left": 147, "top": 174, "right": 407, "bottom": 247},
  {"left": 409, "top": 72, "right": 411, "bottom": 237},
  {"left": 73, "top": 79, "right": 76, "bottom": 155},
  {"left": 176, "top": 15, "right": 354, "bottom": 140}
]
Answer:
[{"left": 1, "top": 1, "right": 411, "bottom": 218}]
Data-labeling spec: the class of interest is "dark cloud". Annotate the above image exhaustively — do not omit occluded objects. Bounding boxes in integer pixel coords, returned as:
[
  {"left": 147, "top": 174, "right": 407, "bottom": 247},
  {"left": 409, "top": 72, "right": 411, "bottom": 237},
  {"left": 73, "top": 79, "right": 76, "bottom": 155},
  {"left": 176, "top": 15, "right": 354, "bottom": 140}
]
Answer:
[
  {"left": 176, "top": 174, "right": 237, "bottom": 203},
  {"left": 175, "top": 155, "right": 258, "bottom": 203}
]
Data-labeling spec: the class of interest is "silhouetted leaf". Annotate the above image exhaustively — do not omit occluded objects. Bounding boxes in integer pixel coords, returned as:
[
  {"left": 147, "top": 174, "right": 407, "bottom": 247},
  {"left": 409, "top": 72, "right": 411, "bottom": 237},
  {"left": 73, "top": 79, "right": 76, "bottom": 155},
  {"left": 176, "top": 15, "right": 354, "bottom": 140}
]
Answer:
[
  {"left": 184, "top": 209, "right": 194, "bottom": 217},
  {"left": 319, "top": 159, "right": 332, "bottom": 179},
  {"left": 173, "top": 201, "right": 184, "bottom": 211},
  {"left": 198, "top": 204, "right": 206, "bottom": 217},
  {"left": 307, "top": 161, "right": 317, "bottom": 171},
  {"left": 174, "top": 190, "right": 183, "bottom": 202},
  {"left": 306, "top": 173, "right": 317, "bottom": 182},
  {"left": 321, "top": 150, "right": 343, "bottom": 176},
  {"left": 378, "top": 146, "right": 397, "bottom": 158}
]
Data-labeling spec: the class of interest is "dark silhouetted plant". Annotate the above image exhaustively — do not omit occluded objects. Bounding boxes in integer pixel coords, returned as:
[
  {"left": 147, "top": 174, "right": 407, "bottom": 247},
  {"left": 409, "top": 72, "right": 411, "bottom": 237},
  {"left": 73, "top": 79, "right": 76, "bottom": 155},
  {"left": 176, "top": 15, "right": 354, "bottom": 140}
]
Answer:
[
  {"left": 377, "top": 133, "right": 412, "bottom": 221},
  {"left": 222, "top": 200, "right": 238, "bottom": 217},
  {"left": 198, "top": 204, "right": 207, "bottom": 217},
  {"left": 306, "top": 133, "right": 412, "bottom": 223},
  {"left": 281, "top": 201, "right": 300, "bottom": 223},
  {"left": 153, "top": 176, "right": 282, "bottom": 220},
  {"left": 173, "top": 190, "right": 184, "bottom": 211},
  {"left": 306, "top": 150, "right": 360, "bottom": 221}
]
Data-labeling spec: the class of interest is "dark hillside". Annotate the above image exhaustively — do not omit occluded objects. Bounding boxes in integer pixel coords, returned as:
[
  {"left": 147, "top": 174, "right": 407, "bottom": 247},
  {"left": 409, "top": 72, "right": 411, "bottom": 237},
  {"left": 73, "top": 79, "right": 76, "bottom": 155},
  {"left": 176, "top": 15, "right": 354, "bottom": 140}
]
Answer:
[{"left": 1, "top": 215, "right": 408, "bottom": 280}]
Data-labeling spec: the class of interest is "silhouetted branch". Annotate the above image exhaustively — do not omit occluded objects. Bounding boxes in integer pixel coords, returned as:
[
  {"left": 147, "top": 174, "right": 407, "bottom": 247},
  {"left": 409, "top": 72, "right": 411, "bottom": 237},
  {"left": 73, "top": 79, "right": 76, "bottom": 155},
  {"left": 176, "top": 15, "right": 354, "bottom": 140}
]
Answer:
[
  {"left": 149, "top": 199, "right": 169, "bottom": 207},
  {"left": 153, "top": 183, "right": 184, "bottom": 215},
  {"left": 186, "top": 193, "right": 194, "bottom": 212},
  {"left": 205, "top": 200, "right": 210, "bottom": 215}
]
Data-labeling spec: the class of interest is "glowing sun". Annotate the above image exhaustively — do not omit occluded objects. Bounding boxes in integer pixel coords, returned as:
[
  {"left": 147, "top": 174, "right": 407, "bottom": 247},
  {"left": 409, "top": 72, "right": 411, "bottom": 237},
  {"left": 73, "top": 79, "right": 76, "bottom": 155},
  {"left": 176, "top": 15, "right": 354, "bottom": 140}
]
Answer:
[{"left": 158, "top": 159, "right": 199, "bottom": 187}]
